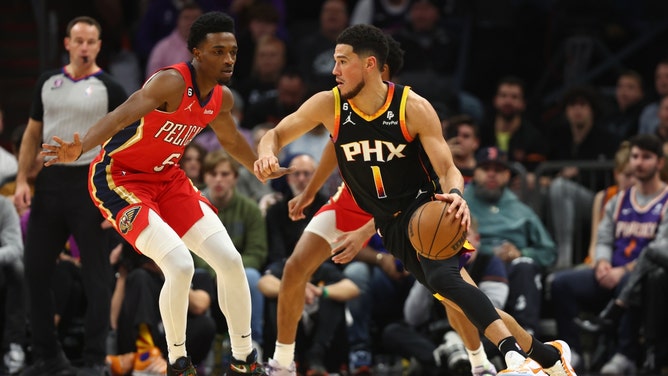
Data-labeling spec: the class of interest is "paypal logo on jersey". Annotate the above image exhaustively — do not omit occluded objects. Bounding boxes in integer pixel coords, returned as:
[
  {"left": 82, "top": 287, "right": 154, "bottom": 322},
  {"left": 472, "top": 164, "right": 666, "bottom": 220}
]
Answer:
[
  {"left": 382, "top": 110, "right": 398, "bottom": 126},
  {"left": 339, "top": 140, "right": 406, "bottom": 162}
]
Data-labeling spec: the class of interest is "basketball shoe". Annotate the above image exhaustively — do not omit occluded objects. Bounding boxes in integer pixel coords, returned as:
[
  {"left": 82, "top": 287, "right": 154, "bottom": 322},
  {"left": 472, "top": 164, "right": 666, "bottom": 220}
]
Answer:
[
  {"left": 472, "top": 360, "right": 498, "bottom": 376},
  {"left": 227, "top": 349, "right": 266, "bottom": 375},
  {"left": 167, "top": 356, "right": 196, "bottom": 376},
  {"left": 543, "top": 341, "right": 577, "bottom": 376},
  {"left": 499, "top": 351, "right": 546, "bottom": 376},
  {"left": 265, "top": 359, "right": 296, "bottom": 376}
]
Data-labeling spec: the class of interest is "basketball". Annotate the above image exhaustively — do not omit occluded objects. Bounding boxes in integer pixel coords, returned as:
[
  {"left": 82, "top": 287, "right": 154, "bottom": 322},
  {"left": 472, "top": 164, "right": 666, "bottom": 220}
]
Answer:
[{"left": 408, "top": 200, "right": 467, "bottom": 260}]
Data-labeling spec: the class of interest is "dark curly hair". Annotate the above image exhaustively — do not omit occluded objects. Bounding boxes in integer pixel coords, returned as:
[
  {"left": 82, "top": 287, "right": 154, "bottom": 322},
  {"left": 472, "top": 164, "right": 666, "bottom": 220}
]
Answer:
[
  {"left": 187, "top": 12, "right": 235, "bottom": 52},
  {"left": 336, "top": 24, "right": 388, "bottom": 70}
]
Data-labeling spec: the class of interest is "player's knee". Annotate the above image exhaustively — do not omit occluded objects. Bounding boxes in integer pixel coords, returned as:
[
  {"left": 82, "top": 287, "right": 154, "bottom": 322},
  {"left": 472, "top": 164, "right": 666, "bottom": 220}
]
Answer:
[{"left": 284, "top": 255, "right": 318, "bottom": 283}]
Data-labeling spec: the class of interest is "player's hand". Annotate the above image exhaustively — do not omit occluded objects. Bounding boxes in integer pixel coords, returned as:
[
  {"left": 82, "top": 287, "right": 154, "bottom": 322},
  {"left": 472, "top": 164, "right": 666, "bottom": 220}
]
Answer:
[
  {"left": 434, "top": 192, "right": 471, "bottom": 230},
  {"left": 288, "top": 192, "right": 315, "bottom": 221},
  {"left": 40, "top": 133, "right": 83, "bottom": 166},
  {"left": 330, "top": 229, "right": 369, "bottom": 264}
]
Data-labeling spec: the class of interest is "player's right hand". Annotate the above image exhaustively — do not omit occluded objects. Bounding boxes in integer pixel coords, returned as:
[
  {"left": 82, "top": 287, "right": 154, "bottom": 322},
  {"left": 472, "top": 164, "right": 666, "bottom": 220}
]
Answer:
[
  {"left": 254, "top": 154, "right": 280, "bottom": 183},
  {"left": 288, "top": 192, "right": 315, "bottom": 221}
]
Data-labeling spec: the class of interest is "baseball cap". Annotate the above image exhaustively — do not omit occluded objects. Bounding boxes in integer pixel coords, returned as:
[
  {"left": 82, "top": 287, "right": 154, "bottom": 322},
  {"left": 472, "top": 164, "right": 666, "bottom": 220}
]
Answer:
[{"left": 475, "top": 147, "right": 509, "bottom": 169}]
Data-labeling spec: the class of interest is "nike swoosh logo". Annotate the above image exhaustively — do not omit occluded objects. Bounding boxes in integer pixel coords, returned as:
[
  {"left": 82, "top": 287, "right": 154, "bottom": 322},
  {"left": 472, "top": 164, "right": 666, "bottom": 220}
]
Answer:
[
  {"left": 241, "top": 333, "right": 251, "bottom": 338},
  {"left": 231, "top": 364, "right": 248, "bottom": 373},
  {"left": 174, "top": 340, "right": 186, "bottom": 347}
]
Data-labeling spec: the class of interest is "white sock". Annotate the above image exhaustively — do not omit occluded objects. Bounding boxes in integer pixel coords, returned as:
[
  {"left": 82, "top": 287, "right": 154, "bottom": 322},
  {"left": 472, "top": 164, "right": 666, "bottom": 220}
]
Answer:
[
  {"left": 274, "top": 342, "right": 295, "bottom": 368},
  {"left": 467, "top": 343, "right": 487, "bottom": 368}
]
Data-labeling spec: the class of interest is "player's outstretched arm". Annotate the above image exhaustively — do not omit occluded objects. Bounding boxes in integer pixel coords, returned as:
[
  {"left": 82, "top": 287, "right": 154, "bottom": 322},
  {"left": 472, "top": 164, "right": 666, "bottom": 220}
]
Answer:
[
  {"left": 40, "top": 70, "right": 182, "bottom": 166},
  {"left": 255, "top": 91, "right": 334, "bottom": 182}
]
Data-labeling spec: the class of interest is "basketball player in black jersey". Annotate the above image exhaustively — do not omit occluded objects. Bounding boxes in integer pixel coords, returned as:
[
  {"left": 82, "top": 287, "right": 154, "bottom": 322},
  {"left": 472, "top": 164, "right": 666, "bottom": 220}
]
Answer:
[{"left": 255, "top": 24, "right": 576, "bottom": 376}]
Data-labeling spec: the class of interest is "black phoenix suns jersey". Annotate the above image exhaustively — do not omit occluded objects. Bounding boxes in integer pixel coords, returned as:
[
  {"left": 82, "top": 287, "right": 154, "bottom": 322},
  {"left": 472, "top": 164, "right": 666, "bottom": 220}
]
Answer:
[{"left": 332, "top": 82, "right": 440, "bottom": 221}]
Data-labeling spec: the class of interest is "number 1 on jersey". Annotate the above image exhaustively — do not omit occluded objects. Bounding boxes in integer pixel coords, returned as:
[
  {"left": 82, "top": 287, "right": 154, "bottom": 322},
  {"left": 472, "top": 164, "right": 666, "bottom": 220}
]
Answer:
[{"left": 370, "top": 166, "right": 387, "bottom": 199}]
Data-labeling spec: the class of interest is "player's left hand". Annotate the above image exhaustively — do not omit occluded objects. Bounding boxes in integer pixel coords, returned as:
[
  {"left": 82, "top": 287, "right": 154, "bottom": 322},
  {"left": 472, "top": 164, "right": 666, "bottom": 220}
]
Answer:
[
  {"left": 434, "top": 192, "right": 471, "bottom": 230},
  {"left": 40, "top": 133, "right": 83, "bottom": 166}
]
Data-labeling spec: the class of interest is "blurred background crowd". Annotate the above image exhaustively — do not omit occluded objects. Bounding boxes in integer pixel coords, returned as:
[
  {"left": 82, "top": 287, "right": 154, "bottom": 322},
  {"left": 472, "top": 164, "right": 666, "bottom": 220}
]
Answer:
[{"left": 2, "top": 0, "right": 668, "bottom": 375}]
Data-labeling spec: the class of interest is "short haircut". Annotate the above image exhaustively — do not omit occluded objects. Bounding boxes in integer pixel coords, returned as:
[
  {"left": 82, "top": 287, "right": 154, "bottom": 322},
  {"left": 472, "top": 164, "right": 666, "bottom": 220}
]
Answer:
[
  {"left": 562, "top": 85, "right": 600, "bottom": 114},
  {"left": 629, "top": 134, "right": 664, "bottom": 158},
  {"left": 336, "top": 24, "right": 388, "bottom": 70},
  {"left": 66, "top": 16, "right": 102, "bottom": 38},
  {"left": 496, "top": 76, "right": 526, "bottom": 97},
  {"left": 618, "top": 69, "right": 644, "bottom": 91},
  {"left": 446, "top": 114, "right": 479, "bottom": 139},
  {"left": 202, "top": 149, "right": 240, "bottom": 177},
  {"left": 187, "top": 12, "right": 235, "bottom": 52},
  {"left": 385, "top": 35, "right": 405, "bottom": 78}
]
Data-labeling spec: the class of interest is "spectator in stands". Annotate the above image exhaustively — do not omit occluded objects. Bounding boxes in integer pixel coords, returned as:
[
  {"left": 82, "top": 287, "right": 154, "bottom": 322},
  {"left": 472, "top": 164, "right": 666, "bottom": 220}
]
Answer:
[
  {"left": 0, "top": 195, "right": 26, "bottom": 375},
  {"left": 582, "top": 142, "right": 635, "bottom": 266},
  {"left": 134, "top": 0, "right": 218, "bottom": 69},
  {"left": 241, "top": 69, "right": 307, "bottom": 130},
  {"left": 232, "top": 2, "right": 285, "bottom": 82},
  {"left": 259, "top": 257, "right": 359, "bottom": 374},
  {"left": 445, "top": 114, "right": 480, "bottom": 184},
  {"left": 479, "top": 76, "right": 547, "bottom": 175},
  {"left": 393, "top": 0, "right": 457, "bottom": 77},
  {"left": 551, "top": 134, "right": 668, "bottom": 373},
  {"left": 179, "top": 142, "right": 207, "bottom": 190},
  {"left": 638, "top": 58, "right": 668, "bottom": 135},
  {"left": 0, "top": 108, "right": 17, "bottom": 185},
  {"left": 198, "top": 149, "right": 268, "bottom": 362},
  {"left": 342, "top": 233, "right": 414, "bottom": 375},
  {"left": 145, "top": 1, "right": 202, "bottom": 78},
  {"left": 653, "top": 96, "right": 668, "bottom": 143},
  {"left": 464, "top": 146, "right": 556, "bottom": 336},
  {"left": 603, "top": 70, "right": 646, "bottom": 141},
  {"left": 235, "top": 35, "right": 287, "bottom": 120},
  {"left": 297, "top": 0, "right": 350, "bottom": 95},
  {"left": 265, "top": 153, "right": 327, "bottom": 264},
  {"left": 349, "top": 0, "right": 413, "bottom": 35},
  {"left": 546, "top": 85, "right": 620, "bottom": 269}
]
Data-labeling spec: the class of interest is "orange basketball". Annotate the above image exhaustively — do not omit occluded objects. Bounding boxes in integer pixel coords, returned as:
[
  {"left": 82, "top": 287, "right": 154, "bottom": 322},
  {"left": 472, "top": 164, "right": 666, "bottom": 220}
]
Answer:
[{"left": 408, "top": 200, "right": 467, "bottom": 260}]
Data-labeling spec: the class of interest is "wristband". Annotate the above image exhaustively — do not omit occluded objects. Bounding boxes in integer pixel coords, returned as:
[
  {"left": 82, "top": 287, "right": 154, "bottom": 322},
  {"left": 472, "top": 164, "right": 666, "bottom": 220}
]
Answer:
[
  {"left": 449, "top": 188, "right": 463, "bottom": 197},
  {"left": 322, "top": 286, "right": 329, "bottom": 299}
]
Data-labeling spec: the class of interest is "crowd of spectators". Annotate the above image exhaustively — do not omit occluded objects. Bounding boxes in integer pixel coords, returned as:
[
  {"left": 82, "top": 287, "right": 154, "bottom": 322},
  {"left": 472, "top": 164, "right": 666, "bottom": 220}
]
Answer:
[{"left": 2, "top": 0, "right": 668, "bottom": 375}]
